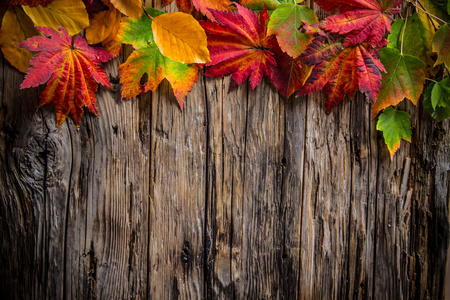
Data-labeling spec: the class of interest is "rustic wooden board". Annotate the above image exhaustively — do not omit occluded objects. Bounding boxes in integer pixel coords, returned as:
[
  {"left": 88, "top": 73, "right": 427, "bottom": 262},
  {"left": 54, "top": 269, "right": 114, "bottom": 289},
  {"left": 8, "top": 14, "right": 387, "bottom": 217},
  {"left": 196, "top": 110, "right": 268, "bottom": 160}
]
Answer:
[{"left": 1, "top": 1, "right": 450, "bottom": 299}]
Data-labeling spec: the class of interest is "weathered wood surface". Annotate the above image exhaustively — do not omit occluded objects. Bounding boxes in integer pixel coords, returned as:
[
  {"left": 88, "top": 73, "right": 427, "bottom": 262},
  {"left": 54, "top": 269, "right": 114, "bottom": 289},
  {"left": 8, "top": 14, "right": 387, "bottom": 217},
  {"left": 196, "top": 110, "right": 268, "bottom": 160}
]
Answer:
[{"left": 1, "top": 1, "right": 450, "bottom": 299}]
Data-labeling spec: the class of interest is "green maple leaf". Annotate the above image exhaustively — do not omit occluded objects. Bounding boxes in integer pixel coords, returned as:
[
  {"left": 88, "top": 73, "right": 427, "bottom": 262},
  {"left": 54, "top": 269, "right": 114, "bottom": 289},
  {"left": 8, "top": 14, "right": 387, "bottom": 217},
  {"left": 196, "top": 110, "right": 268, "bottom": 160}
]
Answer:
[
  {"left": 117, "top": 7, "right": 199, "bottom": 109},
  {"left": 372, "top": 47, "right": 426, "bottom": 118},
  {"left": 377, "top": 107, "right": 412, "bottom": 158},
  {"left": 267, "top": 2, "right": 318, "bottom": 58}
]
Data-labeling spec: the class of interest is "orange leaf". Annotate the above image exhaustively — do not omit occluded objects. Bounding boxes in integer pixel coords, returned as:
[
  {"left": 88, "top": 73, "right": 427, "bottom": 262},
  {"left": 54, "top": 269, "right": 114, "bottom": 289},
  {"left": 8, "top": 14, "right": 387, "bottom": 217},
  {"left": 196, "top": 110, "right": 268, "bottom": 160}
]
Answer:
[
  {"left": 151, "top": 12, "right": 210, "bottom": 64},
  {"left": 86, "top": 3, "right": 121, "bottom": 44},
  {"left": 110, "top": 0, "right": 142, "bottom": 18}
]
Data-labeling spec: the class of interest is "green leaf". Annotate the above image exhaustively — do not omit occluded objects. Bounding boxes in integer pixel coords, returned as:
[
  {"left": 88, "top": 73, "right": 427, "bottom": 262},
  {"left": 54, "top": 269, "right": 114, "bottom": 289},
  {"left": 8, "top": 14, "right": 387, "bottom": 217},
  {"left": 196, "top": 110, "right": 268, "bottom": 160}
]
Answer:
[
  {"left": 420, "top": 0, "right": 450, "bottom": 24},
  {"left": 431, "top": 77, "right": 450, "bottom": 108},
  {"left": 267, "top": 3, "right": 317, "bottom": 57},
  {"left": 387, "top": 18, "right": 404, "bottom": 50},
  {"left": 424, "top": 82, "right": 450, "bottom": 121},
  {"left": 391, "top": 12, "right": 435, "bottom": 73},
  {"left": 377, "top": 107, "right": 412, "bottom": 158},
  {"left": 372, "top": 47, "right": 426, "bottom": 118},
  {"left": 432, "top": 24, "right": 450, "bottom": 67}
]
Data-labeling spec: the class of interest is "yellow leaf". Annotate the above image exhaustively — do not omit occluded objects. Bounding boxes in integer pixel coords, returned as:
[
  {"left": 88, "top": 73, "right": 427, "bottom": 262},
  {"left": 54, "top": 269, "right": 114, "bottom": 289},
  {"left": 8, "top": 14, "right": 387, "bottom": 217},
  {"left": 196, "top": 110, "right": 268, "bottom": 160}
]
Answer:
[
  {"left": 151, "top": 12, "right": 210, "bottom": 64},
  {"left": 22, "top": 0, "right": 89, "bottom": 35},
  {"left": 0, "top": 6, "right": 40, "bottom": 73},
  {"left": 86, "top": 4, "right": 121, "bottom": 44},
  {"left": 110, "top": 0, "right": 142, "bottom": 19}
]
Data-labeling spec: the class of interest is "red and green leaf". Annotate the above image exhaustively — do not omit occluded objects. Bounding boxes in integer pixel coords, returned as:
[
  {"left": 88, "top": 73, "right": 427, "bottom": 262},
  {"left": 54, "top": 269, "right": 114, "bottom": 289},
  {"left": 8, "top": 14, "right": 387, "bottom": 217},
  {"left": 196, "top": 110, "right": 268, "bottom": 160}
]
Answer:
[
  {"left": 299, "top": 34, "right": 384, "bottom": 112},
  {"left": 163, "top": 0, "right": 233, "bottom": 21},
  {"left": 267, "top": 3, "right": 318, "bottom": 58},
  {"left": 201, "top": 4, "right": 275, "bottom": 90},
  {"left": 432, "top": 24, "right": 450, "bottom": 67},
  {"left": 18, "top": 26, "right": 113, "bottom": 126},
  {"left": 315, "top": 0, "right": 403, "bottom": 47},
  {"left": 371, "top": 47, "right": 426, "bottom": 118}
]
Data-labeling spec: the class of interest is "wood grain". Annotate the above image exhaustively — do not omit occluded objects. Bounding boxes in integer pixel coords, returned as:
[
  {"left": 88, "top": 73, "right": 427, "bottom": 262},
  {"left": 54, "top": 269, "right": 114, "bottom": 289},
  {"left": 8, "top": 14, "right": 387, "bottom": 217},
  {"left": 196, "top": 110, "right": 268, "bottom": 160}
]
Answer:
[{"left": 1, "top": 2, "right": 449, "bottom": 299}]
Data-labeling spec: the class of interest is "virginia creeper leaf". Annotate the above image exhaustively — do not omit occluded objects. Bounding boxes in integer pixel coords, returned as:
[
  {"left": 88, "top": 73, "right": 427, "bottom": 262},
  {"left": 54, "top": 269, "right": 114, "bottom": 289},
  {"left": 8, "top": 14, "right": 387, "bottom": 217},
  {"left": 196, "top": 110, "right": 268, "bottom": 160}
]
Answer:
[
  {"left": 151, "top": 11, "right": 210, "bottom": 64},
  {"left": 432, "top": 24, "right": 450, "bottom": 67},
  {"left": 22, "top": 0, "right": 89, "bottom": 35},
  {"left": 0, "top": 5, "right": 39, "bottom": 73},
  {"left": 372, "top": 47, "right": 426, "bottom": 118},
  {"left": 424, "top": 82, "right": 450, "bottom": 121},
  {"left": 299, "top": 34, "right": 385, "bottom": 112},
  {"left": 315, "top": 0, "right": 403, "bottom": 47},
  {"left": 420, "top": 0, "right": 450, "bottom": 24},
  {"left": 268, "top": 37, "right": 312, "bottom": 99},
  {"left": 110, "top": 0, "right": 142, "bottom": 18},
  {"left": 118, "top": 7, "right": 199, "bottom": 109},
  {"left": 377, "top": 107, "right": 411, "bottom": 158},
  {"left": 18, "top": 26, "right": 113, "bottom": 126},
  {"left": 431, "top": 77, "right": 450, "bottom": 109},
  {"left": 267, "top": 3, "right": 318, "bottom": 58},
  {"left": 201, "top": 4, "right": 275, "bottom": 90}
]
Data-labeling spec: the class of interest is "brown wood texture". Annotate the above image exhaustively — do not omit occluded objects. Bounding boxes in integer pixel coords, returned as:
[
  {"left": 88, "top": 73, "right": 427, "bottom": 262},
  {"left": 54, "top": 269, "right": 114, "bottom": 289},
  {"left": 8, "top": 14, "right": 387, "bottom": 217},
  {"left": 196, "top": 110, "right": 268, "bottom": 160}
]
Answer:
[{"left": 1, "top": 1, "right": 450, "bottom": 299}]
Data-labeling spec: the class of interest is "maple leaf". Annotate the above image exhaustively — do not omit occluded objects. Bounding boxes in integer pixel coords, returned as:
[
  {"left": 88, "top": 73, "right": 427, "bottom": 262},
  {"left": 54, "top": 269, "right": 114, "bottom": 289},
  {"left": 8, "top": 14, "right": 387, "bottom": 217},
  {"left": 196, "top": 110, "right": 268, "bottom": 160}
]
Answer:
[
  {"left": 22, "top": 0, "right": 90, "bottom": 35},
  {"left": 299, "top": 34, "right": 385, "bottom": 112},
  {"left": 201, "top": 4, "right": 275, "bottom": 90},
  {"left": 268, "top": 37, "right": 312, "bottom": 99},
  {"left": 0, "top": 5, "right": 40, "bottom": 73},
  {"left": 315, "top": 0, "right": 403, "bottom": 48},
  {"left": 388, "top": 12, "right": 436, "bottom": 75},
  {"left": 371, "top": 47, "right": 425, "bottom": 118},
  {"left": 2, "top": 0, "right": 53, "bottom": 6},
  {"left": 18, "top": 26, "right": 113, "bottom": 126},
  {"left": 376, "top": 107, "right": 411, "bottom": 158},
  {"left": 118, "top": 7, "right": 199, "bottom": 109},
  {"left": 267, "top": 2, "right": 318, "bottom": 58},
  {"left": 163, "top": 0, "right": 233, "bottom": 21}
]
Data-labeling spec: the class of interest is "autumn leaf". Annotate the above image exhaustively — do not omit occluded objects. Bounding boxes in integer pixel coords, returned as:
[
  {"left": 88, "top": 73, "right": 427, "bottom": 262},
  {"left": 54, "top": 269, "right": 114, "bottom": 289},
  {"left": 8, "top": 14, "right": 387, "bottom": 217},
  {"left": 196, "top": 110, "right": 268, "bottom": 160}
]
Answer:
[
  {"left": 268, "top": 37, "right": 312, "bottom": 99},
  {"left": 151, "top": 11, "right": 210, "bottom": 64},
  {"left": 239, "top": 0, "right": 283, "bottom": 11},
  {"left": 0, "top": 5, "right": 39, "bottom": 73},
  {"left": 430, "top": 76, "right": 450, "bottom": 109},
  {"left": 110, "top": 0, "right": 142, "bottom": 18},
  {"left": 376, "top": 107, "right": 411, "bottom": 158},
  {"left": 315, "top": 0, "right": 403, "bottom": 47},
  {"left": 118, "top": 7, "right": 199, "bottom": 109},
  {"left": 163, "top": 0, "right": 233, "bottom": 21},
  {"left": 299, "top": 34, "right": 385, "bottom": 112},
  {"left": 267, "top": 2, "right": 318, "bottom": 58},
  {"left": 201, "top": 4, "right": 275, "bottom": 90},
  {"left": 2, "top": 0, "right": 53, "bottom": 6},
  {"left": 371, "top": 47, "right": 426, "bottom": 118},
  {"left": 85, "top": 2, "right": 121, "bottom": 45},
  {"left": 432, "top": 24, "right": 450, "bottom": 67},
  {"left": 18, "top": 26, "right": 113, "bottom": 126},
  {"left": 22, "top": 0, "right": 89, "bottom": 35}
]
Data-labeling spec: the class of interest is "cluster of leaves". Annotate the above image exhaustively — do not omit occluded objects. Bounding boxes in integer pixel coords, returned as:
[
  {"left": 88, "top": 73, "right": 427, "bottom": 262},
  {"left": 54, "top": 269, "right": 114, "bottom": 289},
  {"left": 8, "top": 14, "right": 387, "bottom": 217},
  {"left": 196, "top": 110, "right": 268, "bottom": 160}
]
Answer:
[{"left": 0, "top": 0, "right": 449, "bottom": 157}]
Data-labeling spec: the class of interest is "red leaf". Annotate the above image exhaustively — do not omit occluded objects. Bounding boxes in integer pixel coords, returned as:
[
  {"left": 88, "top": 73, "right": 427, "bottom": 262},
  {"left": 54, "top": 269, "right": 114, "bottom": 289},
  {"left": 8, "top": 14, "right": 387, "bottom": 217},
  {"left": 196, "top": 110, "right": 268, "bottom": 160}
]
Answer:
[
  {"left": 163, "top": 0, "right": 232, "bottom": 20},
  {"left": 82, "top": 0, "right": 109, "bottom": 15},
  {"left": 201, "top": 4, "right": 275, "bottom": 90},
  {"left": 315, "top": 0, "right": 403, "bottom": 47},
  {"left": 18, "top": 26, "right": 113, "bottom": 126},
  {"left": 299, "top": 33, "right": 384, "bottom": 112}
]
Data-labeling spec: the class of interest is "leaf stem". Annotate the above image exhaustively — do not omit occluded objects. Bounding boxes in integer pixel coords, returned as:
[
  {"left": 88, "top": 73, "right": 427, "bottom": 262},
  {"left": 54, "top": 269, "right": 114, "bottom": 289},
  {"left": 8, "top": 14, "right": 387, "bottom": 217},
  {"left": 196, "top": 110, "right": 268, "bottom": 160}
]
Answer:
[
  {"left": 400, "top": 9, "right": 408, "bottom": 54},
  {"left": 142, "top": 5, "right": 153, "bottom": 21},
  {"left": 414, "top": 0, "right": 447, "bottom": 24}
]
